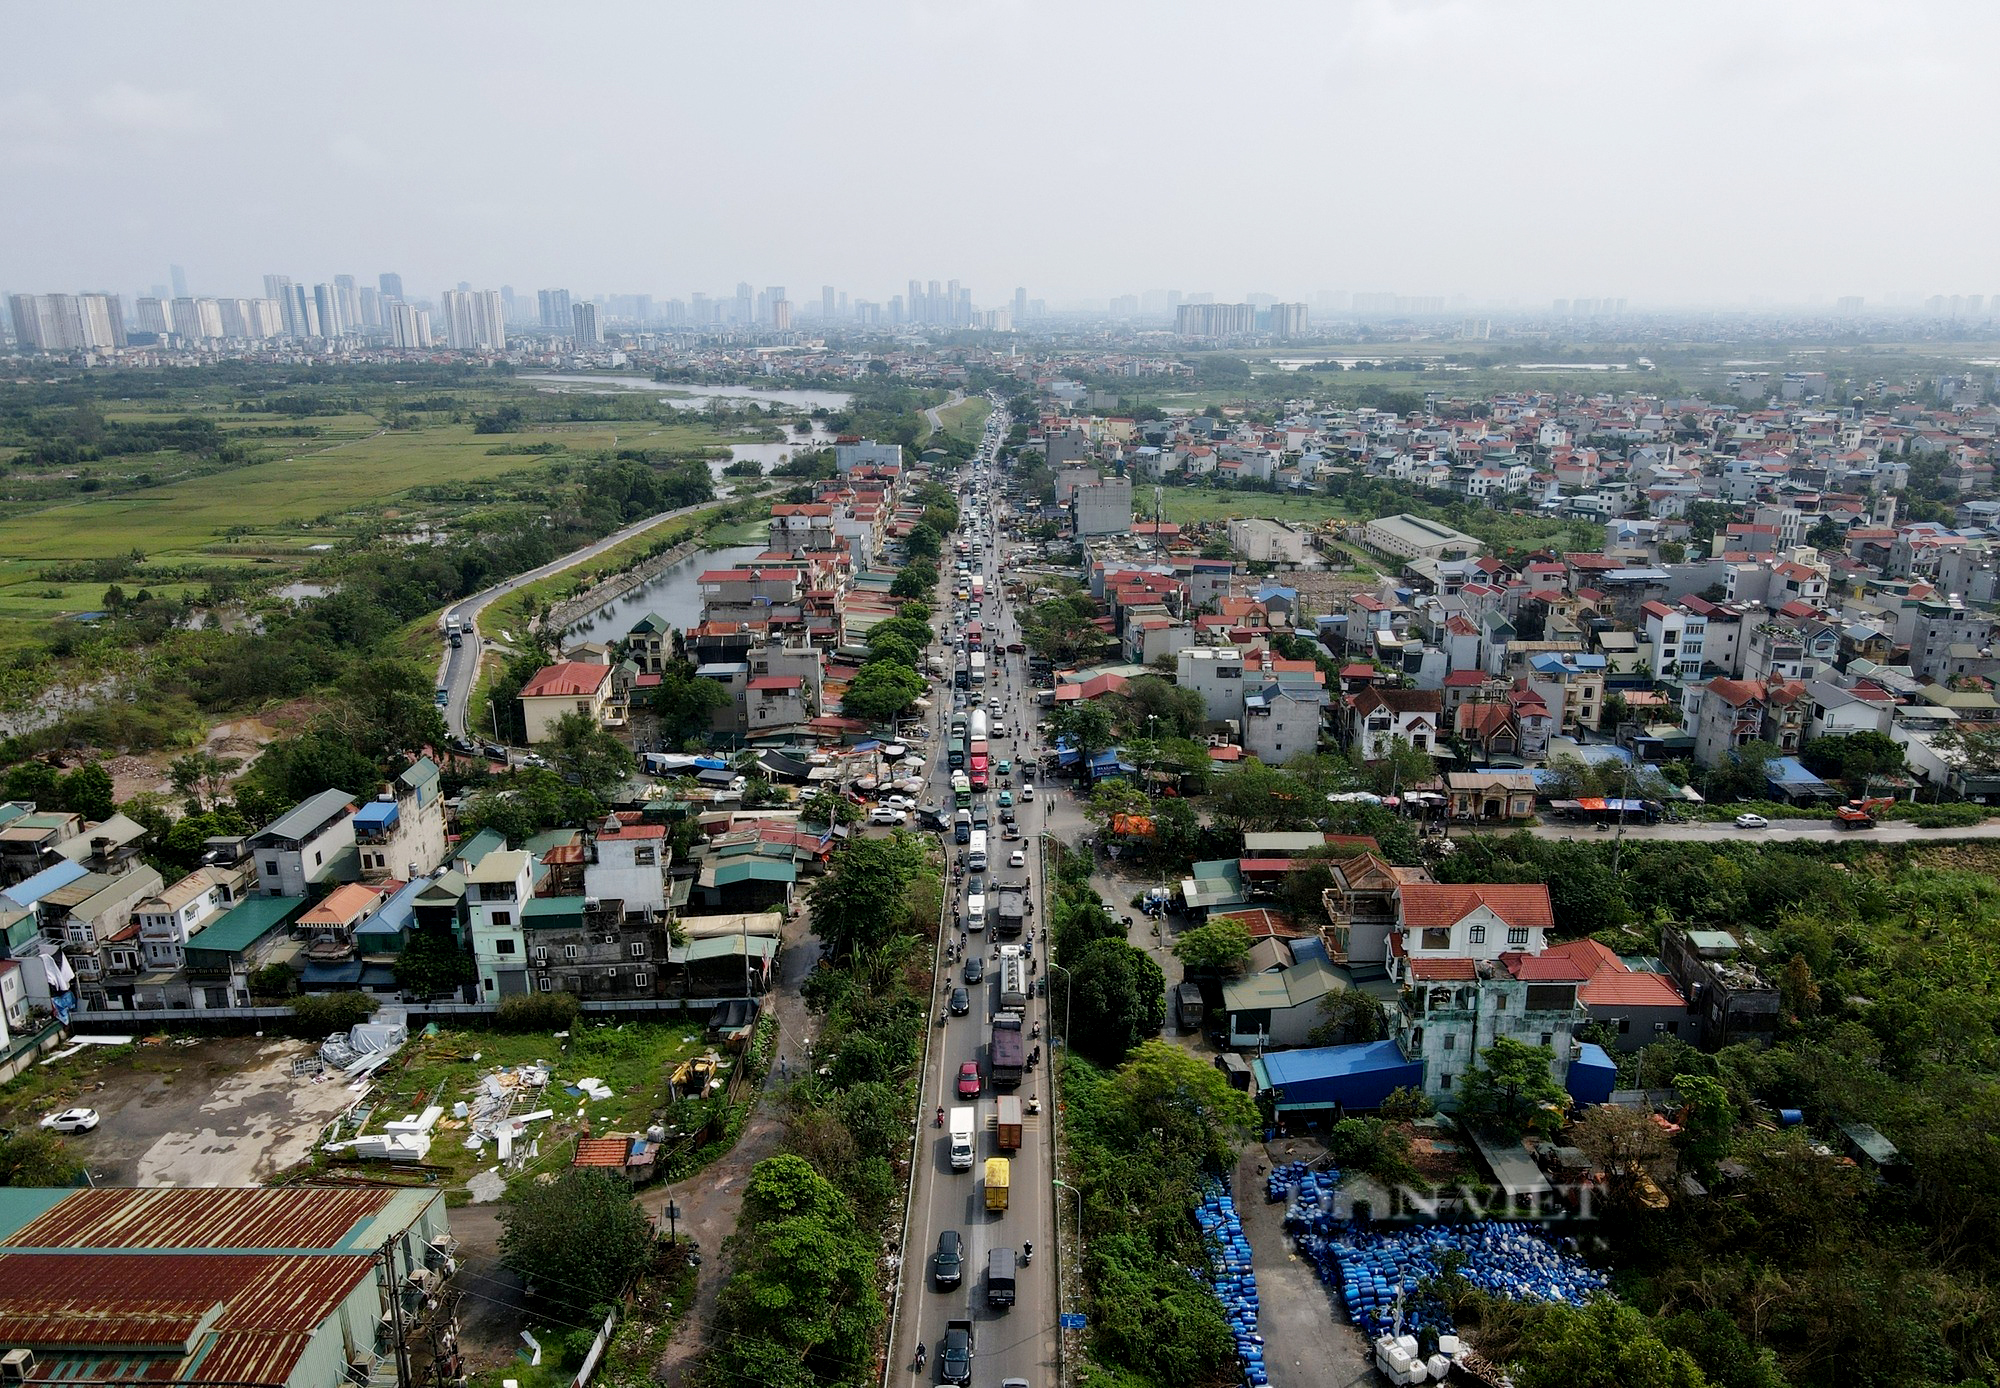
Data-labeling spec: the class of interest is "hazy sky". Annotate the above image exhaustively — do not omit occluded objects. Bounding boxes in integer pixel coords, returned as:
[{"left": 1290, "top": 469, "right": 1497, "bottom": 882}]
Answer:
[{"left": 5, "top": 1, "right": 1997, "bottom": 309}]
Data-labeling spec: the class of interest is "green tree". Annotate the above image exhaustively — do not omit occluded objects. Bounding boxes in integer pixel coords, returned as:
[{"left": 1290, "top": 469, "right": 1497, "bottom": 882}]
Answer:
[
  {"left": 1108, "top": 1040, "right": 1258, "bottom": 1168},
  {"left": 1366, "top": 735, "right": 1435, "bottom": 795},
  {"left": 904, "top": 521, "right": 943, "bottom": 563},
  {"left": 1172, "top": 920, "right": 1253, "bottom": 974},
  {"left": 1117, "top": 674, "right": 1208, "bottom": 740},
  {"left": 1049, "top": 699, "right": 1115, "bottom": 764},
  {"left": 55, "top": 761, "right": 116, "bottom": 822},
  {"left": 2, "top": 761, "right": 59, "bottom": 806},
  {"left": 890, "top": 562, "right": 937, "bottom": 600},
  {"left": 329, "top": 659, "right": 450, "bottom": 760},
  {"left": 1060, "top": 938, "right": 1167, "bottom": 1064},
  {"left": 1506, "top": 1298, "right": 1709, "bottom": 1388},
  {"left": 394, "top": 924, "right": 474, "bottom": 999},
  {"left": 863, "top": 632, "right": 919, "bottom": 671},
  {"left": 545, "top": 710, "right": 636, "bottom": 802},
  {"left": 500, "top": 1168, "right": 653, "bottom": 1318},
  {"left": 1454, "top": 1036, "right": 1569, "bottom": 1139},
  {"left": 243, "top": 733, "right": 379, "bottom": 808},
  {"left": 1570, "top": 1103, "right": 1676, "bottom": 1210},
  {"left": 1308, "top": 988, "right": 1387, "bottom": 1046},
  {"left": 168, "top": 752, "right": 240, "bottom": 811},
  {"left": 809, "top": 833, "right": 930, "bottom": 958},
  {"left": 653, "top": 660, "right": 729, "bottom": 748},
  {"left": 0, "top": 1130, "right": 85, "bottom": 1187},
  {"left": 800, "top": 787, "right": 861, "bottom": 828},
  {"left": 1673, "top": 1072, "right": 1735, "bottom": 1176},
  {"left": 840, "top": 662, "right": 924, "bottom": 723}
]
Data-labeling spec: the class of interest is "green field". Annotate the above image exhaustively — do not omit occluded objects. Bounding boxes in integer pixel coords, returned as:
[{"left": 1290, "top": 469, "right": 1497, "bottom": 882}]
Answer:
[
  {"left": 936, "top": 396, "right": 993, "bottom": 448},
  {"left": 1151, "top": 486, "right": 1358, "bottom": 528}
]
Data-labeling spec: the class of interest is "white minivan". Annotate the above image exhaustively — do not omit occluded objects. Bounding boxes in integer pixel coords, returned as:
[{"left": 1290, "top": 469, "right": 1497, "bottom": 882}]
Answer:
[{"left": 967, "top": 829, "right": 988, "bottom": 873}]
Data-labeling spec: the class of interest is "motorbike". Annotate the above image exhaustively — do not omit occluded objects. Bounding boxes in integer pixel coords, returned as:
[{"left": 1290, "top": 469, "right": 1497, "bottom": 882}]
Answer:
[
  {"left": 1032, "top": 1019, "right": 1041, "bottom": 1039},
  {"left": 1027, "top": 1094, "right": 1042, "bottom": 1115},
  {"left": 937, "top": 1011, "right": 948, "bottom": 1027},
  {"left": 1022, "top": 1240, "right": 1033, "bottom": 1266},
  {"left": 935, "top": 1107, "right": 944, "bottom": 1128},
  {"left": 913, "top": 1345, "right": 926, "bottom": 1374}
]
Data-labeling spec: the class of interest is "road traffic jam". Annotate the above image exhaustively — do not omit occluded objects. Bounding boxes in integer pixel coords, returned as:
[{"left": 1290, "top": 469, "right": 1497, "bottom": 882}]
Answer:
[{"left": 908, "top": 402, "right": 1048, "bottom": 1388}]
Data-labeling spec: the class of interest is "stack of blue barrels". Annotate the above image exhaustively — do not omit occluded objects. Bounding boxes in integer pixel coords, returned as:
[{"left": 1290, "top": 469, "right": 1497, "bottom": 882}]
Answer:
[
  {"left": 1195, "top": 1176, "right": 1267, "bottom": 1388},
  {"left": 1292, "top": 1222, "right": 1610, "bottom": 1344}
]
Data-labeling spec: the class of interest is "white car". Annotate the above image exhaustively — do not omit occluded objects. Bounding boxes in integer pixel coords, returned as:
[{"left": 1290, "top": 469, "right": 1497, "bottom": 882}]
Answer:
[
  {"left": 40, "top": 1107, "right": 99, "bottom": 1134},
  {"left": 1020, "top": 784, "right": 1034, "bottom": 800},
  {"left": 1008, "top": 849, "right": 1026, "bottom": 868},
  {"left": 1733, "top": 813, "right": 1770, "bottom": 829},
  {"left": 881, "top": 794, "right": 915, "bottom": 811},
  {"left": 867, "top": 807, "right": 908, "bottom": 827}
]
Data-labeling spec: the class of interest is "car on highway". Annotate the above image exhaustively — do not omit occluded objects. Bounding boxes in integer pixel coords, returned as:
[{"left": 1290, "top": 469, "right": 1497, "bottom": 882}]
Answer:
[
  {"left": 39, "top": 1108, "right": 99, "bottom": 1134},
  {"left": 1734, "top": 813, "right": 1770, "bottom": 829},
  {"left": 964, "top": 955, "right": 985, "bottom": 984},
  {"left": 949, "top": 986, "right": 971, "bottom": 1016},
  {"left": 1008, "top": 849, "right": 1026, "bottom": 868},
  {"left": 1020, "top": 783, "right": 1034, "bottom": 800},
  {"left": 867, "top": 807, "right": 908, "bottom": 827},
  {"left": 934, "top": 1230, "right": 964, "bottom": 1289},
  {"left": 956, "top": 1061, "right": 982, "bottom": 1098},
  {"left": 482, "top": 742, "right": 508, "bottom": 761},
  {"left": 1002, "top": 824, "right": 1022, "bottom": 840},
  {"left": 995, "top": 759, "right": 1012, "bottom": 776}
]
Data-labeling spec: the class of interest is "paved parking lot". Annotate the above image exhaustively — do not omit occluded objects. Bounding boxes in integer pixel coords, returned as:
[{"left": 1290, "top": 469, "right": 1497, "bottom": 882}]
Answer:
[
  {"left": 1234, "top": 1142, "right": 1376, "bottom": 1388},
  {"left": 14, "top": 1035, "right": 360, "bottom": 1187}
]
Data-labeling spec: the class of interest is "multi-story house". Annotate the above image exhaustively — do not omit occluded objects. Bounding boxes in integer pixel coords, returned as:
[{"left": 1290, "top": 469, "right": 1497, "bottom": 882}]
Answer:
[
  {"left": 1684, "top": 676, "right": 1808, "bottom": 767},
  {"left": 352, "top": 758, "right": 449, "bottom": 882},
  {"left": 134, "top": 866, "right": 242, "bottom": 973},
  {"left": 519, "top": 662, "right": 614, "bottom": 745},
  {"left": 1385, "top": 883, "right": 1581, "bottom": 1100},
  {"left": 1742, "top": 617, "right": 1839, "bottom": 683},
  {"left": 49, "top": 867, "right": 164, "bottom": 1010},
  {"left": 626, "top": 613, "right": 674, "bottom": 674},
  {"left": 747, "top": 674, "right": 812, "bottom": 731},
  {"left": 0, "top": 812, "right": 83, "bottom": 885},
  {"left": 1348, "top": 687, "right": 1443, "bottom": 760},
  {"left": 1659, "top": 925, "right": 1779, "bottom": 1049},
  {"left": 466, "top": 849, "right": 535, "bottom": 1001},
  {"left": 584, "top": 816, "right": 670, "bottom": 919},
  {"left": 523, "top": 895, "right": 661, "bottom": 999},
  {"left": 1907, "top": 597, "right": 2000, "bottom": 683},
  {"left": 1242, "top": 682, "right": 1328, "bottom": 766},
  {"left": 1178, "top": 646, "right": 1247, "bottom": 726},
  {"left": 248, "top": 789, "right": 356, "bottom": 898},
  {"left": 1639, "top": 601, "right": 1707, "bottom": 681}
]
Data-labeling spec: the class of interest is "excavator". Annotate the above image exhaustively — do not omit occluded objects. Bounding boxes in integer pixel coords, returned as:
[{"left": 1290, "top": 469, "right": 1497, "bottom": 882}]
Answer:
[{"left": 1834, "top": 797, "right": 1896, "bottom": 830}]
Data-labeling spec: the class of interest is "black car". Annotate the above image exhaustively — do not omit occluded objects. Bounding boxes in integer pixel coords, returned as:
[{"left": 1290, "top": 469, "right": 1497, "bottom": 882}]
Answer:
[
  {"left": 964, "top": 955, "right": 985, "bottom": 984},
  {"left": 948, "top": 986, "right": 971, "bottom": 1016},
  {"left": 934, "top": 1229, "right": 964, "bottom": 1289}
]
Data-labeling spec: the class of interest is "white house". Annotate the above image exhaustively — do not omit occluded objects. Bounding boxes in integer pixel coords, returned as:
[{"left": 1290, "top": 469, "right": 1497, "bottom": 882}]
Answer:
[
  {"left": 585, "top": 816, "right": 670, "bottom": 919},
  {"left": 248, "top": 789, "right": 356, "bottom": 899}
]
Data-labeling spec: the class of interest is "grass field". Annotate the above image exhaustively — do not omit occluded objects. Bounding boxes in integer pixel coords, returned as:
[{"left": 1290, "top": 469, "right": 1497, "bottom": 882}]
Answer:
[
  {"left": 937, "top": 396, "right": 993, "bottom": 449},
  {"left": 352, "top": 1022, "right": 720, "bottom": 1193},
  {"left": 1151, "top": 485, "right": 1358, "bottom": 528}
]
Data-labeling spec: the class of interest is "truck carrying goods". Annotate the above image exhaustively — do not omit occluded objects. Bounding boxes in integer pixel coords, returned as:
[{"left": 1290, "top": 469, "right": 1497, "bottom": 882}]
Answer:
[
  {"left": 949, "top": 1105, "right": 976, "bottom": 1170},
  {"left": 989, "top": 1013, "right": 1025, "bottom": 1088},
  {"left": 984, "top": 1157, "right": 1010, "bottom": 1211},
  {"left": 995, "top": 1094, "right": 1022, "bottom": 1150},
  {"left": 998, "top": 946, "right": 1028, "bottom": 1010}
]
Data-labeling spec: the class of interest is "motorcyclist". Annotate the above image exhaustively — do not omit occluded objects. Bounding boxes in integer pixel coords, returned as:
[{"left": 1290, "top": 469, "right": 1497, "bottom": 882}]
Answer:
[{"left": 935, "top": 1106, "right": 944, "bottom": 1127}]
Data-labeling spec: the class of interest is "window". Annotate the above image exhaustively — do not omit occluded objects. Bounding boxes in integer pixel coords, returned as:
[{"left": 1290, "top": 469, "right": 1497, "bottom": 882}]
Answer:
[
  {"left": 634, "top": 846, "right": 656, "bottom": 866},
  {"left": 313, "top": 851, "right": 322, "bottom": 866},
  {"left": 1443, "top": 1033, "right": 1455, "bottom": 1051},
  {"left": 633, "top": 974, "right": 649, "bottom": 990},
  {"left": 263, "top": 860, "right": 280, "bottom": 877},
  {"left": 495, "top": 939, "right": 515, "bottom": 955},
  {"left": 1468, "top": 924, "right": 1485, "bottom": 945},
  {"left": 1617, "top": 1018, "right": 1631, "bottom": 1034},
  {"left": 1421, "top": 927, "right": 1452, "bottom": 950},
  {"left": 629, "top": 942, "right": 645, "bottom": 958},
  {"left": 1541, "top": 1032, "right": 1554, "bottom": 1047},
  {"left": 564, "top": 944, "right": 579, "bottom": 961},
  {"left": 1506, "top": 926, "right": 1529, "bottom": 946},
  {"left": 533, "top": 947, "right": 548, "bottom": 963},
  {"left": 1491, "top": 993, "right": 1506, "bottom": 1012},
  {"left": 538, "top": 976, "right": 551, "bottom": 992},
  {"left": 1440, "top": 1073, "right": 1453, "bottom": 1091},
  {"left": 492, "top": 911, "right": 511, "bottom": 926},
  {"left": 1654, "top": 1020, "right": 1673, "bottom": 1033}
]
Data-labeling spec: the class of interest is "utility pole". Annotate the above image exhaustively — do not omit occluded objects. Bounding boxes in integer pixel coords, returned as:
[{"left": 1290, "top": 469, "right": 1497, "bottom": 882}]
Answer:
[{"left": 381, "top": 1235, "right": 411, "bottom": 1388}]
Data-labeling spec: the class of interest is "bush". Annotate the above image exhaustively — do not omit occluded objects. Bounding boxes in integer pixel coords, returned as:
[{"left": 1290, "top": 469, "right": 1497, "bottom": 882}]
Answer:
[
  {"left": 285, "top": 992, "right": 378, "bottom": 1037},
  {"left": 494, "top": 991, "right": 581, "bottom": 1033}
]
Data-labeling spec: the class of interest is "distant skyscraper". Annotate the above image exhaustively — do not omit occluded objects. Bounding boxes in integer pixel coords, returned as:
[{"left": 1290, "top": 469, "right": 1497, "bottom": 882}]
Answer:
[
  {"left": 313, "top": 283, "right": 345, "bottom": 338},
  {"left": 837, "top": 291, "right": 848, "bottom": 319},
  {"left": 1014, "top": 287, "right": 1027, "bottom": 326},
  {"left": 928, "top": 281, "right": 942, "bottom": 324},
  {"left": 378, "top": 272, "right": 404, "bottom": 300},
  {"left": 136, "top": 297, "right": 171, "bottom": 336},
  {"left": 388, "top": 302, "right": 432, "bottom": 349},
  {"left": 734, "top": 282, "right": 753, "bottom": 324},
  {"left": 572, "top": 301, "right": 602, "bottom": 344},
  {"left": 772, "top": 299, "right": 792, "bottom": 331},
  {"left": 170, "top": 264, "right": 189, "bottom": 299},
  {"left": 440, "top": 289, "right": 506, "bottom": 350},
  {"left": 359, "top": 286, "right": 383, "bottom": 328},
  {"left": 1269, "top": 302, "right": 1309, "bottom": 337},
  {"left": 76, "top": 293, "right": 126, "bottom": 348},
  {"left": 538, "top": 288, "right": 572, "bottom": 330},
  {"left": 822, "top": 285, "right": 836, "bottom": 320}
]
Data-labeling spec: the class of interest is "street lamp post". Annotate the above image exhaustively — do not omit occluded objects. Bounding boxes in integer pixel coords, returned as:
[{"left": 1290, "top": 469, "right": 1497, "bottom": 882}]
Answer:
[
  {"left": 664, "top": 1198, "right": 681, "bottom": 1245},
  {"left": 1047, "top": 960, "right": 1072, "bottom": 1043}
]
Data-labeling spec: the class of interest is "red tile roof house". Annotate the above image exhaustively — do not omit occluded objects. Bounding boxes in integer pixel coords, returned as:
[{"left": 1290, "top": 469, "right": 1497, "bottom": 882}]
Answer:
[
  {"left": 1542, "top": 939, "right": 1690, "bottom": 1051},
  {"left": 519, "top": 661, "right": 614, "bottom": 745}
]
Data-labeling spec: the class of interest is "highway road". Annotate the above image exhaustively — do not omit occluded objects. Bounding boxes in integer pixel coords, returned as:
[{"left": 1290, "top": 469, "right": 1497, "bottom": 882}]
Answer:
[
  {"left": 1524, "top": 814, "right": 2000, "bottom": 844},
  {"left": 889, "top": 404, "right": 1063, "bottom": 1388},
  {"left": 433, "top": 494, "right": 736, "bottom": 744}
]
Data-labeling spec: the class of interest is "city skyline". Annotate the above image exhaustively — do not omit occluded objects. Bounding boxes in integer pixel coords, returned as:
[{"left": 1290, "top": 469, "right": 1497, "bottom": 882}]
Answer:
[{"left": 5, "top": 2, "right": 1999, "bottom": 307}]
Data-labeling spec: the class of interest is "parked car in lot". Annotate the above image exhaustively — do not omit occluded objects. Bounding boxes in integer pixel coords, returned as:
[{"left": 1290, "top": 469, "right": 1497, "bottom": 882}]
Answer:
[
  {"left": 956, "top": 1061, "right": 983, "bottom": 1098},
  {"left": 1734, "top": 813, "right": 1770, "bottom": 829},
  {"left": 881, "top": 794, "right": 915, "bottom": 811},
  {"left": 867, "top": 807, "right": 908, "bottom": 826},
  {"left": 39, "top": 1108, "right": 98, "bottom": 1134}
]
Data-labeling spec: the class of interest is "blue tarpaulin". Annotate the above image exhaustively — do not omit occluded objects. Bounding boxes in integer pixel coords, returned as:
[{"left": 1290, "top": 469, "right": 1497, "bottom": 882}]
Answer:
[{"left": 1566, "top": 1042, "right": 1617, "bottom": 1106}]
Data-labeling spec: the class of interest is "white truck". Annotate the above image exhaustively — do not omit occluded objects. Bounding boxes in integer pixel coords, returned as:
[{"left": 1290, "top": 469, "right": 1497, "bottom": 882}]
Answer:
[{"left": 948, "top": 1105, "right": 977, "bottom": 1171}]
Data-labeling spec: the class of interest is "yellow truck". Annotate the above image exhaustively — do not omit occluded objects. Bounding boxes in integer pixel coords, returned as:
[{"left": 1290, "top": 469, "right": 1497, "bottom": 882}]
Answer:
[{"left": 984, "top": 1156, "right": 1011, "bottom": 1212}]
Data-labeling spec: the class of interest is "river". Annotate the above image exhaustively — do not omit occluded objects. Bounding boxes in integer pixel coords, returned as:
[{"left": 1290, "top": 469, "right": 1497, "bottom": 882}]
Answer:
[
  {"left": 521, "top": 372, "right": 852, "bottom": 412},
  {"left": 559, "top": 542, "right": 764, "bottom": 644}
]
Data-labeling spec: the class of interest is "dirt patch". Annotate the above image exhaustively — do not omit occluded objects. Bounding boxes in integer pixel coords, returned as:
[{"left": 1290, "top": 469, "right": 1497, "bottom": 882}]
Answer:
[{"left": 99, "top": 699, "right": 318, "bottom": 805}]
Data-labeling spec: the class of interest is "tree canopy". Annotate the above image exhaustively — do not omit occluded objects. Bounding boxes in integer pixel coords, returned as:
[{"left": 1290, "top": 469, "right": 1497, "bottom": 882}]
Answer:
[
  {"left": 1454, "top": 1037, "right": 1569, "bottom": 1139},
  {"left": 499, "top": 1168, "right": 653, "bottom": 1318},
  {"left": 1059, "top": 938, "right": 1166, "bottom": 1065}
]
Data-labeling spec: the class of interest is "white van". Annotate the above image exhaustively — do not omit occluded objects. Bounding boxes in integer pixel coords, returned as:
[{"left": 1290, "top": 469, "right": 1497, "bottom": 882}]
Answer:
[
  {"left": 967, "top": 830, "right": 988, "bottom": 873},
  {"left": 967, "top": 892, "right": 987, "bottom": 932}
]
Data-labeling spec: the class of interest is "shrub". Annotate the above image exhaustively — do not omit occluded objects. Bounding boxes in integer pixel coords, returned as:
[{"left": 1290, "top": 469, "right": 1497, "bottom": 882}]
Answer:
[
  {"left": 286, "top": 992, "right": 378, "bottom": 1038},
  {"left": 494, "top": 991, "right": 581, "bottom": 1033}
]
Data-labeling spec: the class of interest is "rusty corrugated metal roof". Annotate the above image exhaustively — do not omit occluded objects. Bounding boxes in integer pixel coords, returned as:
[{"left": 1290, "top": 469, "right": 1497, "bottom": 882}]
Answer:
[{"left": 7, "top": 1187, "right": 394, "bottom": 1252}]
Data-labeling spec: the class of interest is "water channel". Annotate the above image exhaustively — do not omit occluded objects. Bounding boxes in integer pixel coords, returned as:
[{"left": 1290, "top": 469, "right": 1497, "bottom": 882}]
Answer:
[{"left": 557, "top": 542, "right": 764, "bottom": 645}]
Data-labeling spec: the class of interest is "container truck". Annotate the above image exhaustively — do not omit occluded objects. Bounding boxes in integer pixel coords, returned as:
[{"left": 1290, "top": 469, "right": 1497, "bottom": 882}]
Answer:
[
  {"left": 969, "top": 651, "right": 987, "bottom": 685},
  {"left": 983, "top": 1157, "right": 1010, "bottom": 1212},
  {"left": 948, "top": 1105, "right": 976, "bottom": 1170},
  {"left": 995, "top": 1094, "right": 1022, "bottom": 1151},
  {"left": 989, "top": 1012, "right": 1024, "bottom": 1089}
]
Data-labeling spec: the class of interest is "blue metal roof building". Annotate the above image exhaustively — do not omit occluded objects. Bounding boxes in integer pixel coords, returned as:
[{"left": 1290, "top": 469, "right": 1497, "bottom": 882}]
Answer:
[{"left": 1252, "top": 1040, "right": 1425, "bottom": 1113}]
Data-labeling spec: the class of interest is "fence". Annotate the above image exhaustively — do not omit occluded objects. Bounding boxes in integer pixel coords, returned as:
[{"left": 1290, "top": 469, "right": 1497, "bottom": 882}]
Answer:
[
  {"left": 68, "top": 994, "right": 760, "bottom": 1032},
  {"left": 570, "top": 1308, "right": 620, "bottom": 1388}
]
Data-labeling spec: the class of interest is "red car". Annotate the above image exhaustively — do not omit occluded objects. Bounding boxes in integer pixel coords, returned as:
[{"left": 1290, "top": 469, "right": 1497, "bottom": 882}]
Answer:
[{"left": 956, "top": 1061, "right": 982, "bottom": 1098}]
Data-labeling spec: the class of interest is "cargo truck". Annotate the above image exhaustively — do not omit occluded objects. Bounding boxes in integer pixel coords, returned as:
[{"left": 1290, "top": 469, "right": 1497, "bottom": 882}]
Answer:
[
  {"left": 995, "top": 883, "right": 1026, "bottom": 939},
  {"left": 984, "top": 1157, "right": 1011, "bottom": 1211},
  {"left": 998, "top": 946, "right": 1028, "bottom": 1011},
  {"left": 987, "top": 1248, "right": 1017, "bottom": 1309},
  {"left": 989, "top": 1012, "right": 1025, "bottom": 1089},
  {"left": 995, "top": 1094, "right": 1022, "bottom": 1151},
  {"left": 948, "top": 1105, "right": 976, "bottom": 1170}
]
